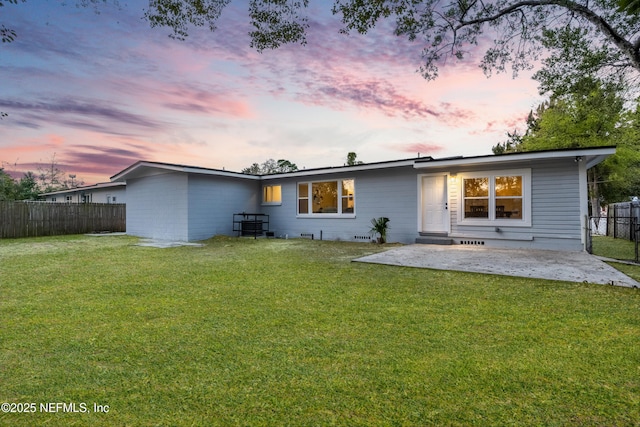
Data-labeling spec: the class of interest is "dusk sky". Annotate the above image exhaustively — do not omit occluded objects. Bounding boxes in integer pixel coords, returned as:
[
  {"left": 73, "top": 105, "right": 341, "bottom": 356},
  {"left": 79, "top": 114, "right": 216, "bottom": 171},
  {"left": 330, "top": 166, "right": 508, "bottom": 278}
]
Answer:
[{"left": 1, "top": 1, "right": 543, "bottom": 185}]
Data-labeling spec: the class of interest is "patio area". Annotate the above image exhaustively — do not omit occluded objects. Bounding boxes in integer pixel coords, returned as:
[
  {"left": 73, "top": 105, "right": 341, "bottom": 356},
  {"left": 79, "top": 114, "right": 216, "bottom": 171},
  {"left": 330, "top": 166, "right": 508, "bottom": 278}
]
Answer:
[{"left": 354, "top": 244, "right": 639, "bottom": 288}]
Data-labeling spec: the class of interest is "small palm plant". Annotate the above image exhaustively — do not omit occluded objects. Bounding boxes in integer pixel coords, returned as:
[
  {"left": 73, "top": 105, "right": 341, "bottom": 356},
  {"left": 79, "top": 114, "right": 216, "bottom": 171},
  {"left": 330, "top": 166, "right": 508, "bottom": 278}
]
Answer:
[{"left": 370, "top": 217, "right": 390, "bottom": 243}]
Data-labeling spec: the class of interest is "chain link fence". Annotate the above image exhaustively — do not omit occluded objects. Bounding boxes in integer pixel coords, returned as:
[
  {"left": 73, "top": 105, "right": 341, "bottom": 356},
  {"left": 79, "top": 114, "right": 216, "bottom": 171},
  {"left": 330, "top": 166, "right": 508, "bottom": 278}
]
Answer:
[{"left": 588, "top": 201, "right": 639, "bottom": 262}]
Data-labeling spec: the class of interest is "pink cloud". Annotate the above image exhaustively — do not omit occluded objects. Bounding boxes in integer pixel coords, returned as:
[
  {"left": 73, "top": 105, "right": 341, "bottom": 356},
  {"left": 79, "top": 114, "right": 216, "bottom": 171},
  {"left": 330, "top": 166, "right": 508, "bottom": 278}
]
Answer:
[
  {"left": 392, "top": 142, "right": 446, "bottom": 156},
  {"left": 161, "top": 83, "right": 255, "bottom": 118},
  {"left": 468, "top": 112, "right": 529, "bottom": 136},
  {"left": 297, "top": 76, "right": 439, "bottom": 119}
]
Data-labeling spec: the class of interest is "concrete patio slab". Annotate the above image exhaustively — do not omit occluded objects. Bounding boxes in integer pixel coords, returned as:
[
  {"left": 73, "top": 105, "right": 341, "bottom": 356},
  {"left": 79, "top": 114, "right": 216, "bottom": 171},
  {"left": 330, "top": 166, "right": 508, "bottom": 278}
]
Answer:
[
  {"left": 135, "top": 239, "right": 205, "bottom": 248},
  {"left": 354, "top": 245, "right": 639, "bottom": 288}
]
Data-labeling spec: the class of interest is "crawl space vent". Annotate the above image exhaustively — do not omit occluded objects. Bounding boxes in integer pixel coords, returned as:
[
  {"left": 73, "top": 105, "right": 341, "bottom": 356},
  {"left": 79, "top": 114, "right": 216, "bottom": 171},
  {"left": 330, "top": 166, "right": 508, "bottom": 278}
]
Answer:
[{"left": 460, "top": 240, "right": 485, "bottom": 246}]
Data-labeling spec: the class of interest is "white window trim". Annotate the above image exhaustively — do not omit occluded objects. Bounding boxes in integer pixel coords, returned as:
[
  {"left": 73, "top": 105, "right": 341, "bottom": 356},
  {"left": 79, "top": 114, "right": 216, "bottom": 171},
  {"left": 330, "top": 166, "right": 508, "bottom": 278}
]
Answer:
[
  {"left": 261, "top": 184, "right": 282, "bottom": 206},
  {"left": 297, "top": 178, "right": 356, "bottom": 218},
  {"left": 457, "top": 168, "right": 531, "bottom": 227}
]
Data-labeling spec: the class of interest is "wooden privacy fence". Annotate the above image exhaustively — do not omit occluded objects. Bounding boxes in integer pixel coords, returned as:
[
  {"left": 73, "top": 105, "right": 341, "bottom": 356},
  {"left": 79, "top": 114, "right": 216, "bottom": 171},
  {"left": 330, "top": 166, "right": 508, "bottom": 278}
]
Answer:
[
  {"left": 607, "top": 202, "right": 640, "bottom": 241},
  {"left": 0, "top": 202, "right": 126, "bottom": 238}
]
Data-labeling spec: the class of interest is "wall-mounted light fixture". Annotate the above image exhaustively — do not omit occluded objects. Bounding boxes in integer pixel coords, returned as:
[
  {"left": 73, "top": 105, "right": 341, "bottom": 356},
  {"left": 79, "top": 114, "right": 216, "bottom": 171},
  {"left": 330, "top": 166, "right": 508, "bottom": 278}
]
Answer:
[{"left": 574, "top": 156, "right": 583, "bottom": 162}]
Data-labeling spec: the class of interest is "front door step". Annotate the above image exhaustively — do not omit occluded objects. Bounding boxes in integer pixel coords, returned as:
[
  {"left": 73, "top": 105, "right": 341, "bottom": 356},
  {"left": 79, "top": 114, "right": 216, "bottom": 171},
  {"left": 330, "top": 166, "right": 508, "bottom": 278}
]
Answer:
[{"left": 415, "top": 236, "right": 454, "bottom": 245}]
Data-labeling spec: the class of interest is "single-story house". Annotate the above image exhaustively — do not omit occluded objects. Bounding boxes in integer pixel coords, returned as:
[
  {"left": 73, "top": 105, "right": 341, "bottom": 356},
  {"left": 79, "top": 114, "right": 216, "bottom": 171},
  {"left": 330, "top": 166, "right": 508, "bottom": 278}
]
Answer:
[
  {"left": 110, "top": 146, "right": 615, "bottom": 251},
  {"left": 41, "top": 181, "right": 126, "bottom": 204}
]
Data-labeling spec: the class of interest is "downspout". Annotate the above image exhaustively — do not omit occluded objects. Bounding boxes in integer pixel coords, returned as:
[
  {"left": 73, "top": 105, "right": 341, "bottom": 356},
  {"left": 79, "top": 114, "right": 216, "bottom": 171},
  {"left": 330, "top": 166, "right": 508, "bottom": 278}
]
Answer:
[{"left": 578, "top": 158, "right": 588, "bottom": 250}]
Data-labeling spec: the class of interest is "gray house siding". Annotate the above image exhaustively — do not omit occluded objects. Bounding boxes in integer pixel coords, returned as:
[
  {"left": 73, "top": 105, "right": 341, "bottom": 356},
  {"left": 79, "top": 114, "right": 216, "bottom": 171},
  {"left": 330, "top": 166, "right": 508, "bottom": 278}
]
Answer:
[
  {"left": 126, "top": 172, "right": 259, "bottom": 241},
  {"left": 115, "top": 147, "right": 613, "bottom": 250},
  {"left": 440, "top": 158, "right": 583, "bottom": 250},
  {"left": 187, "top": 175, "right": 260, "bottom": 241},
  {"left": 530, "top": 160, "right": 582, "bottom": 250},
  {"left": 126, "top": 173, "right": 189, "bottom": 240},
  {"left": 262, "top": 166, "right": 419, "bottom": 243}
]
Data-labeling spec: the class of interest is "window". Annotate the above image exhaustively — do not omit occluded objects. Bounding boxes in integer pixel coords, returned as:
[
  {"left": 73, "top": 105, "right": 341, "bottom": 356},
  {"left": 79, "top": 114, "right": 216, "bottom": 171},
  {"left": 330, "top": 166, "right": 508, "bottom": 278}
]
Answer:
[
  {"left": 262, "top": 185, "right": 282, "bottom": 205},
  {"left": 341, "top": 179, "right": 355, "bottom": 213},
  {"left": 463, "top": 177, "right": 489, "bottom": 218},
  {"left": 298, "top": 183, "right": 309, "bottom": 214},
  {"left": 495, "top": 176, "right": 522, "bottom": 219},
  {"left": 298, "top": 179, "right": 355, "bottom": 216},
  {"left": 459, "top": 169, "right": 530, "bottom": 226}
]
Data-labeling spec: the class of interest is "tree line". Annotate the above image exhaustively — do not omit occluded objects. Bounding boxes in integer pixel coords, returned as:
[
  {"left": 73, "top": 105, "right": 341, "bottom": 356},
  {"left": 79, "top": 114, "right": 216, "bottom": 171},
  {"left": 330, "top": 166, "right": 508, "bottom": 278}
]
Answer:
[
  {"left": 0, "top": 156, "right": 84, "bottom": 201},
  {"left": 241, "top": 152, "right": 363, "bottom": 175},
  {"left": 492, "top": 76, "right": 640, "bottom": 211}
]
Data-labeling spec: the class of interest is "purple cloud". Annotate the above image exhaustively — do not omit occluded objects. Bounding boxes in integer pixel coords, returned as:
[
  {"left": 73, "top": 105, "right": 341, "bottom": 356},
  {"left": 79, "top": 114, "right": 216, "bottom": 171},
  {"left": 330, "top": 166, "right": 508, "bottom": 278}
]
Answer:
[{"left": 0, "top": 97, "right": 165, "bottom": 135}]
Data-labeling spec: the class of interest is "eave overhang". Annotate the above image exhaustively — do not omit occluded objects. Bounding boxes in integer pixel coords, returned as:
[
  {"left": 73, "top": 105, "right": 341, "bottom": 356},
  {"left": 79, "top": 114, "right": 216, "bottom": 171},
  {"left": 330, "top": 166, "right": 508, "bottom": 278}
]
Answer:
[{"left": 413, "top": 147, "right": 616, "bottom": 170}]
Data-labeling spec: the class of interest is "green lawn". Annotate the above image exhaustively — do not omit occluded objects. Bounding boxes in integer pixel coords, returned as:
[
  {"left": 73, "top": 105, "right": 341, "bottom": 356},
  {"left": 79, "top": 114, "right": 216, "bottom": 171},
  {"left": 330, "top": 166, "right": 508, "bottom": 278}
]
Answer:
[
  {"left": 592, "top": 235, "right": 640, "bottom": 282},
  {"left": 1, "top": 235, "right": 639, "bottom": 426}
]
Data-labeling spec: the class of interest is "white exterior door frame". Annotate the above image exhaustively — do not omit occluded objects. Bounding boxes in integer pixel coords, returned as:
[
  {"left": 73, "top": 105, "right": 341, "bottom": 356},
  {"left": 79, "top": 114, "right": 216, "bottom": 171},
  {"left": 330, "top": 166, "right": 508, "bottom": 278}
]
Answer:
[{"left": 418, "top": 173, "right": 450, "bottom": 234}]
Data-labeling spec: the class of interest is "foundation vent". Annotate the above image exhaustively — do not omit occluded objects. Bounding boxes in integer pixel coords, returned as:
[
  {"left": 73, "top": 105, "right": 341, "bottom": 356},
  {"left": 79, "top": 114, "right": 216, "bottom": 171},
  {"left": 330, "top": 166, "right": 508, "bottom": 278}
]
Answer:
[
  {"left": 300, "top": 233, "right": 314, "bottom": 240},
  {"left": 353, "top": 235, "right": 371, "bottom": 241},
  {"left": 460, "top": 240, "right": 485, "bottom": 246}
]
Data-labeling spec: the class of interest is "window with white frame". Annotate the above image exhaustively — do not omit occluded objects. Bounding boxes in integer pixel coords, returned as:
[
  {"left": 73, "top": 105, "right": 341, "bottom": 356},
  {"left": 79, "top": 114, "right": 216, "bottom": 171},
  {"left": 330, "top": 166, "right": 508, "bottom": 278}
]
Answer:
[
  {"left": 297, "top": 179, "right": 355, "bottom": 216},
  {"left": 262, "top": 185, "right": 282, "bottom": 205},
  {"left": 459, "top": 169, "right": 530, "bottom": 226}
]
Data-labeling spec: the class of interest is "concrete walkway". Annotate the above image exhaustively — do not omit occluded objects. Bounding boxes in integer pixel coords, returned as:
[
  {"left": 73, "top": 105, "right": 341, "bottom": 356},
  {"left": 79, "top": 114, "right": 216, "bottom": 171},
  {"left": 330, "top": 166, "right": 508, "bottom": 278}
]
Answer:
[
  {"left": 354, "top": 245, "right": 639, "bottom": 288},
  {"left": 135, "top": 239, "right": 205, "bottom": 248}
]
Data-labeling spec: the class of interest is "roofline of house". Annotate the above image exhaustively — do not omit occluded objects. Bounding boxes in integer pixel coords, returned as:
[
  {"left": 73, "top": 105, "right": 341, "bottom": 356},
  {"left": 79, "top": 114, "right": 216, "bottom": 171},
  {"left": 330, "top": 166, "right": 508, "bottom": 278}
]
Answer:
[
  {"left": 110, "top": 161, "right": 262, "bottom": 182},
  {"left": 111, "top": 157, "right": 433, "bottom": 182},
  {"left": 413, "top": 146, "right": 616, "bottom": 170},
  {"left": 41, "top": 181, "right": 126, "bottom": 196},
  {"left": 260, "top": 156, "right": 431, "bottom": 180},
  {"left": 110, "top": 146, "right": 616, "bottom": 183}
]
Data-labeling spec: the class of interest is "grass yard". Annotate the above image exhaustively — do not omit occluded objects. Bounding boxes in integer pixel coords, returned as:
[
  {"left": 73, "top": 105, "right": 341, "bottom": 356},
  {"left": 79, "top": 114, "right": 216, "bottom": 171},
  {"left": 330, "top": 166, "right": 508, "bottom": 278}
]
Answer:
[
  {"left": 591, "top": 235, "right": 640, "bottom": 282},
  {"left": 1, "top": 235, "right": 639, "bottom": 426}
]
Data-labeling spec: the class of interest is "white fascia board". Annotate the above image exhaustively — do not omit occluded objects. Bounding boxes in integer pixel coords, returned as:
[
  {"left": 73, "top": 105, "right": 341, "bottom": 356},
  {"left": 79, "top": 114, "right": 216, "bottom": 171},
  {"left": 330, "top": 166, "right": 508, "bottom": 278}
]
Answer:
[
  {"left": 111, "top": 162, "right": 260, "bottom": 182},
  {"left": 413, "top": 147, "right": 616, "bottom": 169}
]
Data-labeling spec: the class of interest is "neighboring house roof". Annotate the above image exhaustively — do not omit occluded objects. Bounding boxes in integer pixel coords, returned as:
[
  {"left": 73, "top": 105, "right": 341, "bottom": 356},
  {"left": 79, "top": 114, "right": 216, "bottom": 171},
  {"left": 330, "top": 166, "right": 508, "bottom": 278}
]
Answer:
[
  {"left": 110, "top": 146, "right": 616, "bottom": 183},
  {"left": 41, "top": 181, "right": 126, "bottom": 196}
]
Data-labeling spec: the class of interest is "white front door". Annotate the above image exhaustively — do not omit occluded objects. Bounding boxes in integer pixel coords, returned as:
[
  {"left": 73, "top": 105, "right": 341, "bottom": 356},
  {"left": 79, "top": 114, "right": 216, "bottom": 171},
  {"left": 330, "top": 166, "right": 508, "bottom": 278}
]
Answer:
[{"left": 421, "top": 175, "right": 448, "bottom": 233}]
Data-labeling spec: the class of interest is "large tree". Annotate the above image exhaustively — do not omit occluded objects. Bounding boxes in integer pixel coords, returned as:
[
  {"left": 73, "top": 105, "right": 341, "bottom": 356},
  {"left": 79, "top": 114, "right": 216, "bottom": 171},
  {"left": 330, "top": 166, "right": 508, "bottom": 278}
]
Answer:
[
  {"left": 0, "top": 168, "right": 16, "bottom": 201},
  {"left": 0, "top": 169, "right": 40, "bottom": 200},
  {"left": 5, "top": 1, "right": 637, "bottom": 90},
  {"left": 140, "top": 0, "right": 640, "bottom": 92},
  {"left": 493, "top": 78, "right": 640, "bottom": 208}
]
